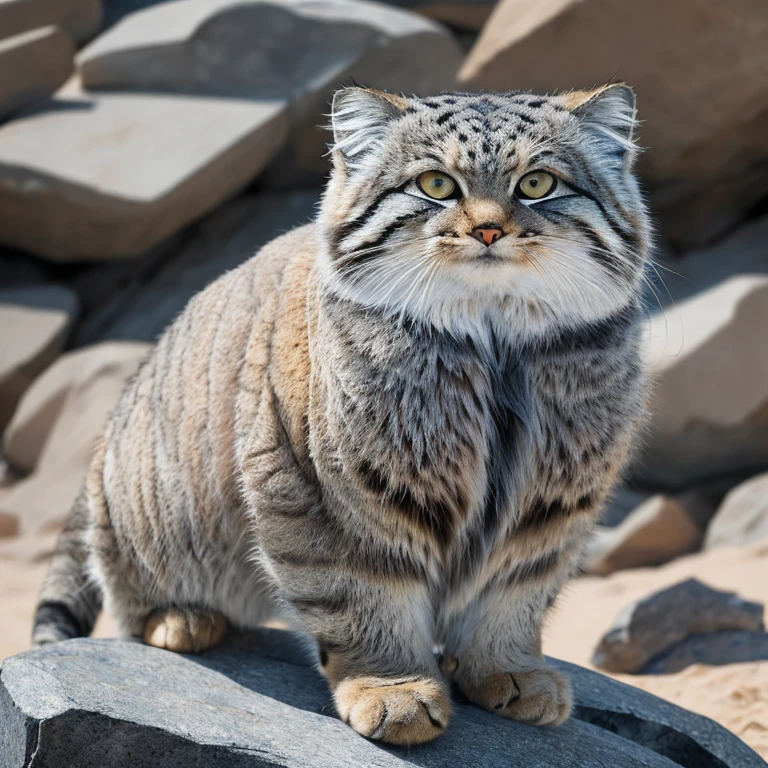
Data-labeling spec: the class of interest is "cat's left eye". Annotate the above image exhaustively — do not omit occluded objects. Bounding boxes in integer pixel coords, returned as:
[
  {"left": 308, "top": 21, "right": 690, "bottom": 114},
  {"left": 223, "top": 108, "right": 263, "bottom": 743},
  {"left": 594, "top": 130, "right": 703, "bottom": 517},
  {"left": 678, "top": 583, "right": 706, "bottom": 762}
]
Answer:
[
  {"left": 417, "top": 171, "right": 458, "bottom": 200},
  {"left": 515, "top": 171, "right": 557, "bottom": 201}
]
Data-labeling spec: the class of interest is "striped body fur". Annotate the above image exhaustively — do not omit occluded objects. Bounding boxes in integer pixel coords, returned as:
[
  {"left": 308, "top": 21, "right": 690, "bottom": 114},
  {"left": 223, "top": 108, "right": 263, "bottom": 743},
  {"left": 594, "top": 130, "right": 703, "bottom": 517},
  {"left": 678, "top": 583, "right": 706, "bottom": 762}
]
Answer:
[{"left": 35, "top": 85, "right": 650, "bottom": 744}]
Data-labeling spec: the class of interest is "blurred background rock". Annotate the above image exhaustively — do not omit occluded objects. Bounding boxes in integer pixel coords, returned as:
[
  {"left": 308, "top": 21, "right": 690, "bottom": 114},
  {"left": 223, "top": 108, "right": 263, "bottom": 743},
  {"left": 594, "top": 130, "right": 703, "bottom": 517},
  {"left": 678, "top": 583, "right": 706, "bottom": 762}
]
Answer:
[{"left": 1, "top": 0, "right": 767, "bottom": 758}]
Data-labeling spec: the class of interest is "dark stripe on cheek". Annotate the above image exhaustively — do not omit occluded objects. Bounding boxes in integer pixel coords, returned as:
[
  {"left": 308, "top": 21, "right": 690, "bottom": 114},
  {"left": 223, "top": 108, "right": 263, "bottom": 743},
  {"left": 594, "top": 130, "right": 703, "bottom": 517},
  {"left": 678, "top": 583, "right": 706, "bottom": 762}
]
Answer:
[
  {"left": 333, "top": 189, "right": 396, "bottom": 253},
  {"left": 339, "top": 210, "right": 429, "bottom": 272}
]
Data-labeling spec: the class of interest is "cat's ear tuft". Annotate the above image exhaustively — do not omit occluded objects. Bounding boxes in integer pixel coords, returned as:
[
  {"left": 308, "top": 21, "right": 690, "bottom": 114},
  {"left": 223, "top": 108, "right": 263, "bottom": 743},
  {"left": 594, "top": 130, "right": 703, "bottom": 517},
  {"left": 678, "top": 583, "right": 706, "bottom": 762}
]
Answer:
[
  {"left": 565, "top": 84, "right": 638, "bottom": 156},
  {"left": 329, "top": 87, "right": 409, "bottom": 168}
]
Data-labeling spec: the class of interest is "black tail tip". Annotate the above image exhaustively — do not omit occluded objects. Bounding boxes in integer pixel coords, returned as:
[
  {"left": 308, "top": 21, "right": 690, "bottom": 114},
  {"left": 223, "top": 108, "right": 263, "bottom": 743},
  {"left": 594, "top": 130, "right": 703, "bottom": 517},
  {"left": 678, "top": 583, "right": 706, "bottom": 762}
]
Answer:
[{"left": 32, "top": 602, "right": 84, "bottom": 646}]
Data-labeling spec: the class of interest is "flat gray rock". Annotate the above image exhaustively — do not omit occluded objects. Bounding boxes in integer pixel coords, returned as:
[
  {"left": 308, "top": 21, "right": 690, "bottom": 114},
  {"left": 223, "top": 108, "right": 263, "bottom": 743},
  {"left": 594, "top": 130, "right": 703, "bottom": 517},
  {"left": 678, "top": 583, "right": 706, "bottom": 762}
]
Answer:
[
  {"left": 0, "top": 0, "right": 102, "bottom": 44},
  {"left": 592, "top": 578, "right": 765, "bottom": 674},
  {"left": 0, "top": 27, "right": 74, "bottom": 122},
  {"left": 78, "top": 0, "right": 460, "bottom": 97},
  {"left": 0, "top": 80, "right": 288, "bottom": 261},
  {"left": 77, "top": 0, "right": 462, "bottom": 184},
  {"left": 1, "top": 629, "right": 765, "bottom": 767}
]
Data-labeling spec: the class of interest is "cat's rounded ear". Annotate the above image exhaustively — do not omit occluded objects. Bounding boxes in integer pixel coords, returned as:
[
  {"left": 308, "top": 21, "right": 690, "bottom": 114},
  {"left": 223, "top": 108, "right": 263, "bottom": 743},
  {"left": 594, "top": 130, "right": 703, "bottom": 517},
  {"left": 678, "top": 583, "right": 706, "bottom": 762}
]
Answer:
[
  {"left": 564, "top": 84, "right": 639, "bottom": 159},
  {"left": 329, "top": 87, "right": 409, "bottom": 170}
]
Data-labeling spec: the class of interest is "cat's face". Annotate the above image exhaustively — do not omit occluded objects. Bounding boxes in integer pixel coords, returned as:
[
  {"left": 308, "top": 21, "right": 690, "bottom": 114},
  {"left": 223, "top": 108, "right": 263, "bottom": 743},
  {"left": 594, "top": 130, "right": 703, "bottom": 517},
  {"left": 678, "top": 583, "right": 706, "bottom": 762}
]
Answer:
[{"left": 318, "top": 86, "right": 650, "bottom": 337}]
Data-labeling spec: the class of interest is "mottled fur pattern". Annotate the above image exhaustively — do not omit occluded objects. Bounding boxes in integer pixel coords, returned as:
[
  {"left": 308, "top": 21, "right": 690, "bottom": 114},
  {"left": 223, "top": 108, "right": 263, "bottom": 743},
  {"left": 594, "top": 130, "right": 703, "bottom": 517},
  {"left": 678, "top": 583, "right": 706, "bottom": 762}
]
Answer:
[{"left": 34, "top": 85, "right": 650, "bottom": 744}]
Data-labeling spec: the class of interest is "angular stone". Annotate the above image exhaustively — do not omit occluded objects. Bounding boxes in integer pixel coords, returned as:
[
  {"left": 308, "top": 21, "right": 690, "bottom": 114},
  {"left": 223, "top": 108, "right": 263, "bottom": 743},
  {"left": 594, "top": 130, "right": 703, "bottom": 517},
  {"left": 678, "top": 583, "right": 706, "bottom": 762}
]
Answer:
[
  {"left": 650, "top": 215, "right": 768, "bottom": 309},
  {"left": 636, "top": 276, "right": 768, "bottom": 490},
  {"left": 641, "top": 630, "right": 768, "bottom": 675},
  {"left": 585, "top": 494, "right": 707, "bottom": 576},
  {"left": 71, "top": 189, "right": 320, "bottom": 345},
  {"left": 1, "top": 629, "right": 764, "bottom": 767},
  {"left": 458, "top": 0, "right": 768, "bottom": 249},
  {"left": 77, "top": 0, "right": 462, "bottom": 184},
  {"left": 599, "top": 486, "right": 653, "bottom": 528},
  {"left": 0, "top": 79, "right": 288, "bottom": 261},
  {"left": 0, "top": 342, "right": 149, "bottom": 535},
  {"left": 705, "top": 473, "right": 768, "bottom": 550},
  {"left": 0, "top": 285, "right": 78, "bottom": 435},
  {"left": 0, "top": 0, "right": 101, "bottom": 44},
  {"left": 592, "top": 579, "right": 765, "bottom": 674},
  {"left": 381, "top": 0, "right": 494, "bottom": 31},
  {"left": 0, "top": 27, "right": 74, "bottom": 122}
]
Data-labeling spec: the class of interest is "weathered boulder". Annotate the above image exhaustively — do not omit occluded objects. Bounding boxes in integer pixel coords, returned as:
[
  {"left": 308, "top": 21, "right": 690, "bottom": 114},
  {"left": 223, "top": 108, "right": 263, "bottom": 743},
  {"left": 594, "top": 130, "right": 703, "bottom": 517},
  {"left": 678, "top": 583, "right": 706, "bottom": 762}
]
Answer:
[
  {"left": 71, "top": 189, "right": 320, "bottom": 345},
  {"left": 599, "top": 486, "right": 653, "bottom": 528},
  {"left": 381, "top": 0, "right": 494, "bottom": 31},
  {"left": 0, "top": 285, "right": 78, "bottom": 435},
  {"left": 77, "top": 0, "right": 462, "bottom": 184},
  {"left": 0, "top": 0, "right": 101, "bottom": 44},
  {"left": 642, "top": 630, "right": 768, "bottom": 675},
  {"left": 78, "top": 0, "right": 460, "bottom": 96},
  {"left": 0, "top": 27, "right": 74, "bottom": 122},
  {"left": 592, "top": 579, "right": 765, "bottom": 674},
  {"left": 0, "top": 342, "right": 149, "bottom": 535},
  {"left": 585, "top": 493, "right": 715, "bottom": 576},
  {"left": 705, "top": 473, "right": 768, "bottom": 550},
  {"left": 636, "top": 275, "right": 768, "bottom": 491},
  {"left": 0, "top": 79, "right": 289, "bottom": 261},
  {"left": 1, "top": 629, "right": 765, "bottom": 767},
  {"left": 652, "top": 214, "right": 768, "bottom": 308},
  {"left": 458, "top": 0, "right": 768, "bottom": 249}
]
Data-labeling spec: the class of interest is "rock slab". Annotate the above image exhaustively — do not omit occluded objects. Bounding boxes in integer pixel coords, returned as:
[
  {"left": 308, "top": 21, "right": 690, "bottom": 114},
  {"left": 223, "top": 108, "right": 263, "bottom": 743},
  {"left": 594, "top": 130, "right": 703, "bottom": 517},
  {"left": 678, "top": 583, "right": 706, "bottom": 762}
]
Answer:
[
  {"left": 0, "top": 27, "right": 74, "bottom": 122},
  {"left": 637, "top": 275, "right": 768, "bottom": 490},
  {"left": 0, "top": 342, "right": 150, "bottom": 536},
  {"left": 0, "top": 81, "right": 288, "bottom": 261},
  {"left": 585, "top": 494, "right": 705, "bottom": 576},
  {"left": 705, "top": 472, "right": 768, "bottom": 550},
  {"left": 77, "top": 0, "right": 462, "bottom": 185},
  {"left": 0, "top": 0, "right": 101, "bottom": 44},
  {"left": 0, "top": 285, "right": 78, "bottom": 436},
  {"left": 592, "top": 578, "right": 765, "bottom": 674},
  {"left": 1, "top": 629, "right": 765, "bottom": 767}
]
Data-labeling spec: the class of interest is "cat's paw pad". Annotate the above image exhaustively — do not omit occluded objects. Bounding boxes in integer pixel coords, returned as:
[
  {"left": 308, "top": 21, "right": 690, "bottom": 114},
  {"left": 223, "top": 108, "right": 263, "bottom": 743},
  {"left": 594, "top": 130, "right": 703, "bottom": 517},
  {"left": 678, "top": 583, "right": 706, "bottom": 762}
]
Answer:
[
  {"left": 143, "top": 608, "right": 227, "bottom": 653},
  {"left": 334, "top": 675, "right": 450, "bottom": 744},
  {"left": 468, "top": 667, "right": 572, "bottom": 726}
]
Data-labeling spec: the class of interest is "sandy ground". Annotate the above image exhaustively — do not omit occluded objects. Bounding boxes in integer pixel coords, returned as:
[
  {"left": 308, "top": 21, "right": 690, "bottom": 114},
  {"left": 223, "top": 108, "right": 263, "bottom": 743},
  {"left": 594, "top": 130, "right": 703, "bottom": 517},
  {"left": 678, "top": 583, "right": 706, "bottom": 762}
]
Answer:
[
  {"left": 1, "top": 539, "right": 766, "bottom": 758},
  {"left": 543, "top": 539, "right": 768, "bottom": 759}
]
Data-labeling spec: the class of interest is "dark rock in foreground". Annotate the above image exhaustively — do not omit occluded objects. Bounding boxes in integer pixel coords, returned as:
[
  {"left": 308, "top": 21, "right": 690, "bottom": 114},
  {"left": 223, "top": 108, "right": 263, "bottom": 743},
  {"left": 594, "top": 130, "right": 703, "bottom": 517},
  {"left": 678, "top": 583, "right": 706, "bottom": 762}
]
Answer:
[{"left": 1, "top": 629, "right": 765, "bottom": 768}]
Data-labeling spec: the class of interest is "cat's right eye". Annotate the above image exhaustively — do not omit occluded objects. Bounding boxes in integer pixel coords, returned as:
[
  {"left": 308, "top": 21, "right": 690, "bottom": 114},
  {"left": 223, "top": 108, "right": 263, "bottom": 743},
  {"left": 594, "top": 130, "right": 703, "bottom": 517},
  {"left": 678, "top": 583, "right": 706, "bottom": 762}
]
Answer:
[{"left": 417, "top": 171, "right": 459, "bottom": 201}]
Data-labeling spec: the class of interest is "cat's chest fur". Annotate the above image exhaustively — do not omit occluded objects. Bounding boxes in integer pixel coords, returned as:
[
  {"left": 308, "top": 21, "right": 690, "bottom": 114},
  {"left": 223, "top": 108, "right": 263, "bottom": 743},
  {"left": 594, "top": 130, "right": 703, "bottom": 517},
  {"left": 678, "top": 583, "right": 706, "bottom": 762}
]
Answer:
[{"left": 314, "top": 296, "right": 637, "bottom": 559}]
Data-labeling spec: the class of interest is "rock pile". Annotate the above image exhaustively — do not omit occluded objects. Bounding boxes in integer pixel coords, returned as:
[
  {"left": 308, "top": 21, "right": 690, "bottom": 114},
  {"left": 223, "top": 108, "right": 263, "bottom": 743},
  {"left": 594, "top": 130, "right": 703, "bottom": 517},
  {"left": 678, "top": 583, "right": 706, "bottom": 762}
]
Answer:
[{"left": 0, "top": 0, "right": 768, "bottom": 758}]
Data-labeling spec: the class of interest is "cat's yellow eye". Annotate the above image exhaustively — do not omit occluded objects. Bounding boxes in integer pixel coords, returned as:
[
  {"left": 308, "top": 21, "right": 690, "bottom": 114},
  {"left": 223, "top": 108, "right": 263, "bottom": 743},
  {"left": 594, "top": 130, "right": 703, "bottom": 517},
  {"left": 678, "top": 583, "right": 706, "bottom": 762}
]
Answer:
[
  {"left": 516, "top": 171, "right": 557, "bottom": 200},
  {"left": 417, "top": 171, "right": 457, "bottom": 200}
]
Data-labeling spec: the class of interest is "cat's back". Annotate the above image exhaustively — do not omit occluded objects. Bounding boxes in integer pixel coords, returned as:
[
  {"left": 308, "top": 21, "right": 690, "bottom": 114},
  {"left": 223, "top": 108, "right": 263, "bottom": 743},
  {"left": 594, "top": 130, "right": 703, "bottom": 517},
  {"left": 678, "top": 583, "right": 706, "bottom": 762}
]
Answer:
[{"left": 100, "top": 222, "right": 319, "bottom": 524}]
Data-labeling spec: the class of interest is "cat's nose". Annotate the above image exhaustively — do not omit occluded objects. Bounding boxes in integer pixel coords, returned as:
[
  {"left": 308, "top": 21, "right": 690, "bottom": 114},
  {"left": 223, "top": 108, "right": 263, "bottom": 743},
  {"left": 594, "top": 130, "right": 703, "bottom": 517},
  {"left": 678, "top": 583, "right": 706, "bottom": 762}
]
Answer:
[{"left": 471, "top": 225, "right": 504, "bottom": 246}]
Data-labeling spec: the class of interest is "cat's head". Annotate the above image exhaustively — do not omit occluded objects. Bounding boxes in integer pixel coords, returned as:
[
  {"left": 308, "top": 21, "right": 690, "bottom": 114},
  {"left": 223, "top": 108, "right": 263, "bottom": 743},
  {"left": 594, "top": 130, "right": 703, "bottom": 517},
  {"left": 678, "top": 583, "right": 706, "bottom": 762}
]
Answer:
[{"left": 317, "top": 85, "right": 650, "bottom": 337}]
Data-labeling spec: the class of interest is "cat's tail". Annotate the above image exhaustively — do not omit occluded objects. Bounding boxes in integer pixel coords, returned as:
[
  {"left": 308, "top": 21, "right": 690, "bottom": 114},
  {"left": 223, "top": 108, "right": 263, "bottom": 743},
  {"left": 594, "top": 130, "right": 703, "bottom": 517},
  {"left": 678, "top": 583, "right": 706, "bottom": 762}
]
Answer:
[{"left": 32, "top": 487, "right": 102, "bottom": 646}]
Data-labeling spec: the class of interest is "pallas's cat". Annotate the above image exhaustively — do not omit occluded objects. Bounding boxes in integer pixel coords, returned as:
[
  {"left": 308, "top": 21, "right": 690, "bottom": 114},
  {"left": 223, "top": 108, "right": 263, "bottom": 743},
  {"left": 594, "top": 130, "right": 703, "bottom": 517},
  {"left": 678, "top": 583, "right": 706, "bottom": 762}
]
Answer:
[{"left": 34, "top": 85, "right": 650, "bottom": 745}]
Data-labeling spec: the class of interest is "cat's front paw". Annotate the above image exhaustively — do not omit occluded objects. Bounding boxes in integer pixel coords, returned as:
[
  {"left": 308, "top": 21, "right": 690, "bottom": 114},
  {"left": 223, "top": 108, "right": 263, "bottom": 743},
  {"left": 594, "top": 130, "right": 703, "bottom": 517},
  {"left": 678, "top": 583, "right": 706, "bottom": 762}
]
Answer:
[
  {"left": 334, "top": 675, "right": 450, "bottom": 744},
  {"left": 461, "top": 666, "right": 572, "bottom": 726}
]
